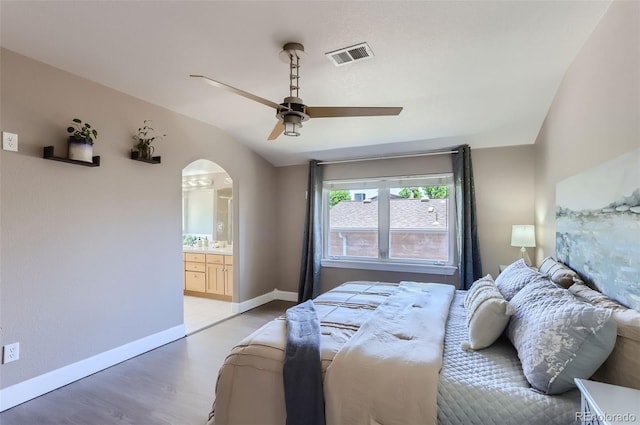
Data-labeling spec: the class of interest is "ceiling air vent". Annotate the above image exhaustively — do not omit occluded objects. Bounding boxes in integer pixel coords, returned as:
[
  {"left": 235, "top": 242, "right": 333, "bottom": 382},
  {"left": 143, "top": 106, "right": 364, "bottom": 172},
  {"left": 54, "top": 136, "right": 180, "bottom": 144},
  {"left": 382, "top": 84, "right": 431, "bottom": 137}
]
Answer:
[{"left": 325, "top": 42, "right": 374, "bottom": 67}]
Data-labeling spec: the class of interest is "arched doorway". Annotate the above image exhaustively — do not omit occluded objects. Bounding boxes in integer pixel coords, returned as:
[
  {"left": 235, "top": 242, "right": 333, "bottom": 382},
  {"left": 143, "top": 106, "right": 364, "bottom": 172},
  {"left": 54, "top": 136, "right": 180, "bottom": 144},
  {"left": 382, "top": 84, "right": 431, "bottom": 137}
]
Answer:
[{"left": 181, "top": 159, "right": 235, "bottom": 334}]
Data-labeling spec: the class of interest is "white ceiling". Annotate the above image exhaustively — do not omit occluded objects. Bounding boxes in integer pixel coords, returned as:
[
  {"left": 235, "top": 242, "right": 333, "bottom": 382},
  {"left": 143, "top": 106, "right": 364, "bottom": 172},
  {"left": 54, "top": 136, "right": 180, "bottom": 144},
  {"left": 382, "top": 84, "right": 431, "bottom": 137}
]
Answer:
[{"left": 0, "top": 1, "right": 611, "bottom": 166}]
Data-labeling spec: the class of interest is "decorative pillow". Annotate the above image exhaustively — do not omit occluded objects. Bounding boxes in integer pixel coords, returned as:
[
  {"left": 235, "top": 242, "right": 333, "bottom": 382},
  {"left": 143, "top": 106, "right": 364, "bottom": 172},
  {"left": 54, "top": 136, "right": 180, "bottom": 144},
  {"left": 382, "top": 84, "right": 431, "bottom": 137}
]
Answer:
[
  {"left": 539, "top": 256, "right": 584, "bottom": 289},
  {"left": 463, "top": 274, "right": 495, "bottom": 309},
  {"left": 463, "top": 275, "right": 515, "bottom": 350},
  {"left": 569, "top": 282, "right": 627, "bottom": 312},
  {"left": 495, "top": 259, "right": 546, "bottom": 301},
  {"left": 507, "top": 279, "right": 617, "bottom": 395},
  {"left": 569, "top": 282, "right": 640, "bottom": 390}
]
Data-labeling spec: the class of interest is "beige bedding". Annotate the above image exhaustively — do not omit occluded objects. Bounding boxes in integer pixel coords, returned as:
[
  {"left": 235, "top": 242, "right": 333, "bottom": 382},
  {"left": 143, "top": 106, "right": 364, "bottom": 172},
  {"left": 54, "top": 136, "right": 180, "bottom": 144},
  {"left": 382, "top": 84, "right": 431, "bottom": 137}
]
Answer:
[
  {"left": 324, "top": 282, "right": 455, "bottom": 425},
  {"left": 208, "top": 281, "right": 454, "bottom": 425}
]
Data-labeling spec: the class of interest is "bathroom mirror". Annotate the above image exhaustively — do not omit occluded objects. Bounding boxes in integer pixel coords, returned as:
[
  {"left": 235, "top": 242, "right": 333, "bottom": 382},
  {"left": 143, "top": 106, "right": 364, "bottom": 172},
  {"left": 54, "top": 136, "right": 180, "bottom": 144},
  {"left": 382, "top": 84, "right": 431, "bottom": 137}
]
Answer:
[{"left": 182, "top": 159, "right": 233, "bottom": 246}]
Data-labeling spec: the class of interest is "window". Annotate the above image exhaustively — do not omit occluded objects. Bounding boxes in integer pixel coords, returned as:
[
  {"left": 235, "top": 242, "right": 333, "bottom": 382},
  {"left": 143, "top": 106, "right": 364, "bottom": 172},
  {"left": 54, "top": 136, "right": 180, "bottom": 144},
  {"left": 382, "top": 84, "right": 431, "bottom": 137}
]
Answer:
[{"left": 323, "top": 174, "right": 455, "bottom": 273}]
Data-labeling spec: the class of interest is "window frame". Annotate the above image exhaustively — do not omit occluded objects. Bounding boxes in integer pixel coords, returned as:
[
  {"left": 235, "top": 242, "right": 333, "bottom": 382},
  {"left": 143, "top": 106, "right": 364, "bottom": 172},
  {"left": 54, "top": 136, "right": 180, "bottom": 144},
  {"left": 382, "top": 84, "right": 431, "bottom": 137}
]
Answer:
[{"left": 321, "top": 174, "right": 457, "bottom": 275}]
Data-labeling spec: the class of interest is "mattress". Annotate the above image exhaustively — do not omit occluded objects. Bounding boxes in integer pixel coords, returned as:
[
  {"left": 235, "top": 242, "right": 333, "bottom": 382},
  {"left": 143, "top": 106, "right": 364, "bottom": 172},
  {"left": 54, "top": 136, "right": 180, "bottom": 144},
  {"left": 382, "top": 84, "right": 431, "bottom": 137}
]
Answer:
[{"left": 437, "top": 290, "right": 580, "bottom": 425}]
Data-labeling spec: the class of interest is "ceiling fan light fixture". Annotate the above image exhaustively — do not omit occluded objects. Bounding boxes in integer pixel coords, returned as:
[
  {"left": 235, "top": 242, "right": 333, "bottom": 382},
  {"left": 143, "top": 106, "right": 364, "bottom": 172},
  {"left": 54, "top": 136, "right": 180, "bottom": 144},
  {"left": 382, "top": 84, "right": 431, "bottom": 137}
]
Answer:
[
  {"left": 192, "top": 41, "right": 402, "bottom": 141},
  {"left": 283, "top": 114, "right": 302, "bottom": 137}
]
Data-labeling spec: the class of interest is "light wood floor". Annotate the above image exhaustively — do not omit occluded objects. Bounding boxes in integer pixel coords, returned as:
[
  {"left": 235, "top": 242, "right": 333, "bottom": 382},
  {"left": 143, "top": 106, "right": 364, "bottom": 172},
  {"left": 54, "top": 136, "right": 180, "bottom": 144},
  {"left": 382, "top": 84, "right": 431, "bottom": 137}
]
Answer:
[{"left": 0, "top": 300, "right": 294, "bottom": 425}]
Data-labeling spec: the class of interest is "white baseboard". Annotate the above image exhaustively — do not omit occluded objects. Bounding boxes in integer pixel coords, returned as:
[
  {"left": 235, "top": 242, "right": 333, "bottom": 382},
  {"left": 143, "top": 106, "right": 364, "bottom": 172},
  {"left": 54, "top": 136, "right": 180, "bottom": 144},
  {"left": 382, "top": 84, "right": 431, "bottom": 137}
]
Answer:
[
  {"left": 0, "top": 324, "right": 185, "bottom": 412},
  {"left": 1, "top": 290, "right": 298, "bottom": 412},
  {"left": 231, "top": 289, "right": 298, "bottom": 313},
  {"left": 274, "top": 289, "right": 298, "bottom": 302}
]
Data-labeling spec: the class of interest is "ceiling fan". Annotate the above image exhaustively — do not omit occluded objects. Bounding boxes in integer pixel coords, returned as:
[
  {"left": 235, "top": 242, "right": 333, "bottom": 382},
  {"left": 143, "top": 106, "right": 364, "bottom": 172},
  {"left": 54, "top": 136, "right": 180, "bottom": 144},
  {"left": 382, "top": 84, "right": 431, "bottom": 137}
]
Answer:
[{"left": 191, "top": 42, "right": 403, "bottom": 140}]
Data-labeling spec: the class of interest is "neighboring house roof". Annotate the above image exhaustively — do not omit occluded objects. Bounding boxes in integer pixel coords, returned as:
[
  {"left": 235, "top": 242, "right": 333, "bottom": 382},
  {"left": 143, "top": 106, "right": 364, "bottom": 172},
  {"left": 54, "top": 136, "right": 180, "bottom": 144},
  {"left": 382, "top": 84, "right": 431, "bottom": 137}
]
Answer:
[{"left": 330, "top": 199, "right": 448, "bottom": 230}]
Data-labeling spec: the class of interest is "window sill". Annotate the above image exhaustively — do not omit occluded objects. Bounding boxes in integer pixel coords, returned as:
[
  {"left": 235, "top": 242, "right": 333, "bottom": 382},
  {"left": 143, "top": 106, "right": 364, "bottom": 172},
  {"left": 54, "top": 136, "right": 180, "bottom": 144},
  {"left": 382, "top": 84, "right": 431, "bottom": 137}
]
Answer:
[{"left": 321, "top": 259, "right": 457, "bottom": 275}]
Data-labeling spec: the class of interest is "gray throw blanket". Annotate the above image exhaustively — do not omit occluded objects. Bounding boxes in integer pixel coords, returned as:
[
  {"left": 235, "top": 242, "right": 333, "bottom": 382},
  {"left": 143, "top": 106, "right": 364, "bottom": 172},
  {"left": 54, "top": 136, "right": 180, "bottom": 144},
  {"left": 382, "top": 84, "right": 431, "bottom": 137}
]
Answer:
[{"left": 283, "top": 300, "right": 325, "bottom": 425}]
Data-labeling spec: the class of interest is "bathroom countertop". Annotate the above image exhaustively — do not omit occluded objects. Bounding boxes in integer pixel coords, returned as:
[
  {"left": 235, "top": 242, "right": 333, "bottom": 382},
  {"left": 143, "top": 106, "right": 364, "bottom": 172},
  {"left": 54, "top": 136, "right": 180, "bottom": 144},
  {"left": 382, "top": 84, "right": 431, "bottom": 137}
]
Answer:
[{"left": 183, "top": 246, "right": 232, "bottom": 255}]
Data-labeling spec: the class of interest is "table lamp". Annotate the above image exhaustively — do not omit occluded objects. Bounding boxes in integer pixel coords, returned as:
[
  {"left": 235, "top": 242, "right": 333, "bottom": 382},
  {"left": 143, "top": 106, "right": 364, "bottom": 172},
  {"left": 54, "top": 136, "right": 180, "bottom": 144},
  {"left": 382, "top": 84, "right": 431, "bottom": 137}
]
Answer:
[{"left": 511, "top": 225, "right": 536, "bottom": 266}]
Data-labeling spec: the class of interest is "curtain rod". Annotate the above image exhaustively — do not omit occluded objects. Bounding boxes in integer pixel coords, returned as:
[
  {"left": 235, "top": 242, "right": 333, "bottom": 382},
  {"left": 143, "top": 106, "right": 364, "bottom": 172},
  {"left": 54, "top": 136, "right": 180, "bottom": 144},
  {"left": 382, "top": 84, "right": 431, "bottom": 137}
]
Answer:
[{"left": 317, "top": 150, "right": 458, "bottom": 165}]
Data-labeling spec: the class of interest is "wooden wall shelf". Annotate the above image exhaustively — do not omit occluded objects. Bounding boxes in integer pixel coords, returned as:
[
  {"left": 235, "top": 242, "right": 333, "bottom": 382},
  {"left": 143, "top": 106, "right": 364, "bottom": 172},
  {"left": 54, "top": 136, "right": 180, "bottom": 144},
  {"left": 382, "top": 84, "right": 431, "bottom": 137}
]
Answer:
[
  {"left": 43, "top": 146, "right": 100, "bottom": 167},
  {"left": 130, "top": 151, "right": 161, "bottom": 164}
]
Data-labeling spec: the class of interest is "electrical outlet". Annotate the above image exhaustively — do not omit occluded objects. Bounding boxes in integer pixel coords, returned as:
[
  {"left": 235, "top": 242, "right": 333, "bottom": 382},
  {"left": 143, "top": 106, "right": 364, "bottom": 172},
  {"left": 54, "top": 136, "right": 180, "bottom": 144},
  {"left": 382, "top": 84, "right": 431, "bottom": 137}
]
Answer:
[
  {"left": 2, "top": 132, "right": 18, "bottom": 152},
  {"left": 3, "top": 342, "right": 20, "bottom": 364}
]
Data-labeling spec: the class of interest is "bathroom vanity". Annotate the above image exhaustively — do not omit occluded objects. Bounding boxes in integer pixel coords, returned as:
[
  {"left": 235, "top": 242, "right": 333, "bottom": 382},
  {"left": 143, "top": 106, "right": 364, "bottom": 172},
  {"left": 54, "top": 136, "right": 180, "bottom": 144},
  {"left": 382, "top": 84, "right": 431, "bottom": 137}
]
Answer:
[{"left": 183, "top": 247, "right": 233, "bottom": 300}]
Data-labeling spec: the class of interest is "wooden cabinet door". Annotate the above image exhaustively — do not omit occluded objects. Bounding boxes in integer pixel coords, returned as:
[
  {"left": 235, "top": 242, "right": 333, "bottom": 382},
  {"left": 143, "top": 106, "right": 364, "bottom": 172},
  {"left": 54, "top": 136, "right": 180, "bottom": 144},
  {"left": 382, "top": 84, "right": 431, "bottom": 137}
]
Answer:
[
  {"left": 206, "top": 264, "right": 225, "bottom": 295},
  {"left": 225, "top": 264, "right": 233, "bottom": 297}
]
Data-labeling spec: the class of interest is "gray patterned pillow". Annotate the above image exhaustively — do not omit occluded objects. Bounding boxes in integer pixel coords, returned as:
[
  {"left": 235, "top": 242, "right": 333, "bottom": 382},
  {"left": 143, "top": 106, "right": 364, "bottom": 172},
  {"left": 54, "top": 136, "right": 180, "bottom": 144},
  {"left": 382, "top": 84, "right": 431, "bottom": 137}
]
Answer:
[
  {"left": 570, "top": 282, "right": 640, "bottom": 389},
  {"left": 495, "top": 259, "right": 546, "bottom": 301},
  {"left": 507, "top": 279, "right": 617, "bottom": 394}
]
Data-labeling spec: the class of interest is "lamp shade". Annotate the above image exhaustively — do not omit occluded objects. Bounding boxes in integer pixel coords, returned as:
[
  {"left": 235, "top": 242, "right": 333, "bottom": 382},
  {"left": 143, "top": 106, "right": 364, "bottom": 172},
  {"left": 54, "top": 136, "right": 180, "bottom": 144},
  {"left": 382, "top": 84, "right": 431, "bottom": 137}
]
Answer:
[{"left": 511, "top": 225, "right": 536, "bottom": 248}]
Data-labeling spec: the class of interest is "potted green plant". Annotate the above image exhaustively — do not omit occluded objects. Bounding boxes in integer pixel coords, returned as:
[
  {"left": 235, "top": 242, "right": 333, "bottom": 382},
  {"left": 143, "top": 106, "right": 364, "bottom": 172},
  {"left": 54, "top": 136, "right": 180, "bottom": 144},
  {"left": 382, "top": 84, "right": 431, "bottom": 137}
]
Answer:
[
  {"left": 67, "top": 118, "right": 98, "bottom": 162},
  {"left": 133, "top": 120, "right": 165, "bottom": 160}
]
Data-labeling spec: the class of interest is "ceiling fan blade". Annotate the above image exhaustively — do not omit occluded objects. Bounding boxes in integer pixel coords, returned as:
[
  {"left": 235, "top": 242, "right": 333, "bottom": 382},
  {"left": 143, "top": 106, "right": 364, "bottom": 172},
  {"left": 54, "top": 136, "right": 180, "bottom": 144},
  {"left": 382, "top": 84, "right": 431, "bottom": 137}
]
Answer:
[
  {"left": 267, "top": 121, "right": 285, "bottom": 141},
  {"left": 306, "top": 106, "right": 403, "bottom": 118},
  {"left": 190, "top": 75, "right": 290, "bottom": 111}
]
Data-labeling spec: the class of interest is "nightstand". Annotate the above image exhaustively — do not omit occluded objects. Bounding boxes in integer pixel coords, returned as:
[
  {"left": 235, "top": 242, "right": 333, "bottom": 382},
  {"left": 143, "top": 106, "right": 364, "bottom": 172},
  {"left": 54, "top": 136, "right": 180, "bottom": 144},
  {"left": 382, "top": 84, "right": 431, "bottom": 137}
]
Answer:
[{"left": 574, "top": 378, "right": 640, "bottom": 425}]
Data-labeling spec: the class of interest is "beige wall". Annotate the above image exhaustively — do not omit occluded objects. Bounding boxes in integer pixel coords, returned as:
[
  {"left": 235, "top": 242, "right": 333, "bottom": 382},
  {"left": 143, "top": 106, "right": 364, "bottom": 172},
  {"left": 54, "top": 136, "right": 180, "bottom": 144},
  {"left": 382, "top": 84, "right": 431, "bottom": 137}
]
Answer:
[
  {"left": 534, "top": 0, "right": 639, "bottom": 262},
  {"left": 473, "top": 145, "right": 536, "bottom": 275},
  {"left": 275, "top": 146, "right": 536, "bottom": 293},
  {"left": 0, "top": 49, "right": 278, "bottom": 388}
]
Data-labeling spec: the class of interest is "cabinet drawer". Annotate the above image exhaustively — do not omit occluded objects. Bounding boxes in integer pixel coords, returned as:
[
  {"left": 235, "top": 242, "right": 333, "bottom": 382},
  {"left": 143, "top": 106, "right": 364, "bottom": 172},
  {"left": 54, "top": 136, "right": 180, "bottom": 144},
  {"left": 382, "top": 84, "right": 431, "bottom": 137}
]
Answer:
[
  {"left": 206, "top": 254, "right": 224, "bottom": 265},
  {"left": 185, "top": 261, "right": 206, "bottom": 272},
  {"left": 224, "top": 255, "right": 233, "bottom": 265},
  {"left": 184, "top": 253, "right": 205, "bottom": 263},
  {"left": 185, "top": 271, "right": 205, "bottom": 292}
]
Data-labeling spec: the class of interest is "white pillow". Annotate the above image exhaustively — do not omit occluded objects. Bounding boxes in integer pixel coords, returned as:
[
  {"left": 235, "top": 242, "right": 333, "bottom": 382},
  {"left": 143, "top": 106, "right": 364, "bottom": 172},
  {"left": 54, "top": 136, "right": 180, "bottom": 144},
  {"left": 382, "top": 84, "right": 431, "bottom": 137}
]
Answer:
[
  {"left": 464, "top": 274, "right": 495, "bottom": 308},
  {"left": 463, "top": 275, "right": 515, "bottom": 350}
]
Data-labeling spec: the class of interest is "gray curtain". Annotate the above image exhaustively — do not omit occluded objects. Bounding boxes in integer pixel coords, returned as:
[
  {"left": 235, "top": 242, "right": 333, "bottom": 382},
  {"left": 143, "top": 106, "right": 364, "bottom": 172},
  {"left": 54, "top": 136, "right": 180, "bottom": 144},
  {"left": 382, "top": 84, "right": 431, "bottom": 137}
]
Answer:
[
  {"left": 453, "top": 145, "right": 482, "bottom": 289},
  {"left": 298, "top": 160, "right": 323, "bottom": 302}
]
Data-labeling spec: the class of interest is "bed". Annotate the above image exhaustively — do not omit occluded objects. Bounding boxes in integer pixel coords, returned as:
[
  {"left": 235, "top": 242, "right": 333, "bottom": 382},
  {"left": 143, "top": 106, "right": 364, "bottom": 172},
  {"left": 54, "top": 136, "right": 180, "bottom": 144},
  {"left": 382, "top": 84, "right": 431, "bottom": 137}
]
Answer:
[{"left": 206, "top": 259, "right": 639, "bottom": 425}]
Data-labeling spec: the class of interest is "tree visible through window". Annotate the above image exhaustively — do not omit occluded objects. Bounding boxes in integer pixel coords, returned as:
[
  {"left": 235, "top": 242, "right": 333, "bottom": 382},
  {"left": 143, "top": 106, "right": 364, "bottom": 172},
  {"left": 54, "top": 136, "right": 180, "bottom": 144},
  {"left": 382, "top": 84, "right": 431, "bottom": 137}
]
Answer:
[
  {"left": 398, "top": 186, "right": 449, "bottom": 199},
  {"left": 329, "top": 190, "right": 351, "bottom": 208}
]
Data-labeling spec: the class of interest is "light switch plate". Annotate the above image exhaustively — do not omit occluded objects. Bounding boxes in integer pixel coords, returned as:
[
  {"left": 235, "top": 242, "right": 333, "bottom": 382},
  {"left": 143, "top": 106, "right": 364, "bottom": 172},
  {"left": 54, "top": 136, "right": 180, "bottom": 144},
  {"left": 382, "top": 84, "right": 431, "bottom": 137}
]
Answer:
[{"left": 2, "top": 132, "right": 18, "bottom": 152}]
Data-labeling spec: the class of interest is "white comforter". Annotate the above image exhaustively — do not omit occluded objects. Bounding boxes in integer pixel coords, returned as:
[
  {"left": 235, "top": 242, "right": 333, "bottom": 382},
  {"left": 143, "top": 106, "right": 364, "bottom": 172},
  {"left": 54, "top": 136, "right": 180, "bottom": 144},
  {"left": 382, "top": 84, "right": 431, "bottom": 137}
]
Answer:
[
  {"left": 324, "top": 282, "right": 455, "bottom": 425},
  {"left": 208, "top": 281, "right": 455, "bottom": 425}
]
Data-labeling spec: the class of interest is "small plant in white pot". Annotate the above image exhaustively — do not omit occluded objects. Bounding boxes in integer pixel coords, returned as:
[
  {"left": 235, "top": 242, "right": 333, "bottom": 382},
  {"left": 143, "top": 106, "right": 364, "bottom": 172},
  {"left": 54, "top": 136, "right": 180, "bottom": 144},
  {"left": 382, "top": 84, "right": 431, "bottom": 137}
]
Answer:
[{"left": 67, "top": 118, "right": 98, "bottom": 162}]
